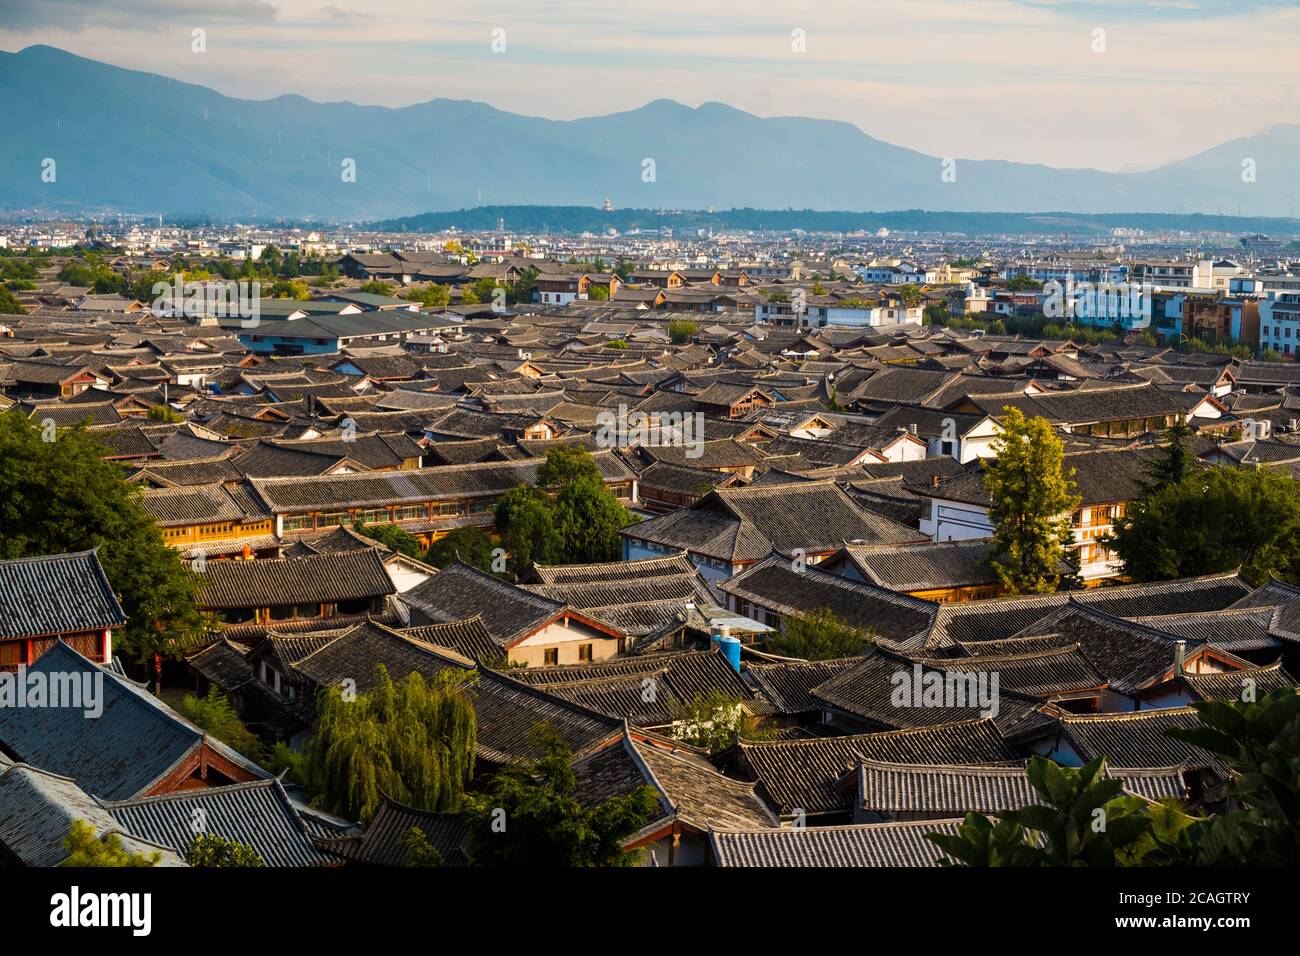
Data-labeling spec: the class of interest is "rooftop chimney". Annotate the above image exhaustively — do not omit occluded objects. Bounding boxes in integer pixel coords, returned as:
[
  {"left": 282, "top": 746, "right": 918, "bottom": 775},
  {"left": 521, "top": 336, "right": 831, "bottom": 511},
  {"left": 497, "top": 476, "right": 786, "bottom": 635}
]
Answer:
[{"left": 1173, "top": 639, "right": 1187, "bottom": 675}]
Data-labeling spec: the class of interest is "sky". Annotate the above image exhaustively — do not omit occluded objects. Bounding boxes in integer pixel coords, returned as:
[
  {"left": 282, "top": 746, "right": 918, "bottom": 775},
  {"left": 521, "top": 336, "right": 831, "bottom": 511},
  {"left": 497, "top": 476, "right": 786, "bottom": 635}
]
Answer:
[{"left": 3, "top": 0, "right": 1300, "bottom": 172}]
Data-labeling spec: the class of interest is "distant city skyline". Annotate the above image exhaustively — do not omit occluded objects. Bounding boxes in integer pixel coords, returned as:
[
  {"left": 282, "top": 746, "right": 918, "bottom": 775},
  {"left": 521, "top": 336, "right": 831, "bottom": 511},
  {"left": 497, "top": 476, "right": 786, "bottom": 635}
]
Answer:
[{"left": 4, "top": 0, "right": 1300, "bottom": 173}]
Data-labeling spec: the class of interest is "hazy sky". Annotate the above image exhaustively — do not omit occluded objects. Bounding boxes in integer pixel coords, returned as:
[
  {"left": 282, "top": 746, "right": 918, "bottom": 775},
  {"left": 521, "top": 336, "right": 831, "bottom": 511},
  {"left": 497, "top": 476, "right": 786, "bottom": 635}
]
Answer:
[{"left": 4, "top": 0, "right": 1300, "bottom": 172}]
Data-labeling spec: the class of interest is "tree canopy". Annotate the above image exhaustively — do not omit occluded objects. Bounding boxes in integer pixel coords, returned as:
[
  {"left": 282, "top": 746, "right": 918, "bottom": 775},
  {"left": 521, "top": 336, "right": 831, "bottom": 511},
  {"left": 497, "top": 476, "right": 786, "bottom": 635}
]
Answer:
[
  {"left": 355, "top": 521, "right": 424, "bottom": 559},
  {"left": 1107, "top": 464, "right": 1300, "bottom": 585},
  {"left": 0, "top": 413, "right": 205, "bottom": 661},
  {"left": 982, "top": 407, "right": 1080, "bottom": 594},
  {"left": 61, "top": 820, "right": 160, "bottom": 867},
  {"left": 306, "top": 665, "right": 477, "bottom": 824},
  {"left": 466, "top": 724, "right": 659, "bottom": 867},
  {"left": 185, "top": 834, "right": 265, "bottom": 867},
  {"left": 763, "top": 606, "right": 873, "bottom": 661},
  {"left": 493, "top": 446, "right": 639, "bottom": 572},
  {"left": 424, "top": 525, "right": 497, "bottom": 573}
]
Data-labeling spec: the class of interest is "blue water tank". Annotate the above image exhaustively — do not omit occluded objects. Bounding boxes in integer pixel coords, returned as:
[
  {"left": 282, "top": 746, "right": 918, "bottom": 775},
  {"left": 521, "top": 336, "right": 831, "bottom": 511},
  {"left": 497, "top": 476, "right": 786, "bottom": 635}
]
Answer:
[{"left": 716, "top": 634, "right": 741, "bottom": 673}]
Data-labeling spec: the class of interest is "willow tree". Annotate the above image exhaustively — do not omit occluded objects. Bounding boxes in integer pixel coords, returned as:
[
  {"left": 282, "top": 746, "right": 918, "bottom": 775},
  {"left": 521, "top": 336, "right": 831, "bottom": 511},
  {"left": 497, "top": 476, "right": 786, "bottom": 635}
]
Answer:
[
  {"left": 307, "top": 665, "right": 477, "bottom": 823},
  {"left": 982, "top": 407, "right": 1080, "bottom": 594}
]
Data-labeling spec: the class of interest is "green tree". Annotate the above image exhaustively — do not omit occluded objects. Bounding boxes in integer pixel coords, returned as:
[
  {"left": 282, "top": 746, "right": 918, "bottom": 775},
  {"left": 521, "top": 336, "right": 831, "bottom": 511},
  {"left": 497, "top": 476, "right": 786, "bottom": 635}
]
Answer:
[
  {"left": 896, "top": 283, "right": 923, "bottom": 307},
  {"left": 177, "top": 687, "right": 268, "bottom": 763},
  {"left": 469, "top": 277, "right": 502, "bottom": 304},
  {"left": 552, "top": 475, "right": 638, "bottom": 563},
  {"left": 147, "top": 404, "right": 183, "bottom": 423},
  {"left": 537, "top": 445, "right": 603, "bottom": 488},
  {"left": 669, "top": 691, "right": 771, "bottom": 752},
  {"left": 494, "top": 485, "right": 559, "bottom": 577},
  {"left": 0, "top": 286, "right": 26, "bottom": 315},
  {"left": 61, "top": 820, "right": 160, "bottom": 867},
  {"left": 1143, "top": 416, "right": 1197, "bottom": 492},
  {"left": 358, "top": 279, "right": 395, "bottom": 296},
  {"left": 268, "top": 278, "right": 310, "bottom": 300},
  {"left": 267, "top": 742, "right": 308, "bottom": 786},
  {"left": 982, "top": 407, "right": 1080, "bottom": 594},
  {"left": 507, "top": 266, "right": 540, "bottom": 305},
  {"left": 1162, "top": 689, "right": 1300, "bottom": 866},
  {"left": 0, "top": 414, "right": 205, "bottom": 661},
  {"left": 1107, "top": 466, "right": 1300, "bottom": 584},
  {"left": 927, "top": 756, "right": 1155, "bottom": 867},
  {"left": 466, "top": 724, "right": 660, "bottom": 867},
  {"left": 588, "top": 284, "right": 611, "bottom": 301},
  {"left": 425, "top": 525, "right": 497, "bottom": 572},
  {"left": 668, "top": 318, "right": 697, "bottom": 344},
  {"left": 764, "top": 607, "right": 873, "bottom": 660},
  {"left": 307, "top": 665, "right": 477, "bottom": 824},
  {"left": 354, "top": 521, "right": 424, "bottom": 559},
  {"left": 409, "top": 284, "right": 451, "bottom": 309},
  {"left": 185, "top": 834, "right": 264, "bottom": 867},
  {"left": 1005, "top": 275, "right": 1043, "bottom": 292},
  {"left": 400, "top": 827, "right": 445, "bottom": 867}
]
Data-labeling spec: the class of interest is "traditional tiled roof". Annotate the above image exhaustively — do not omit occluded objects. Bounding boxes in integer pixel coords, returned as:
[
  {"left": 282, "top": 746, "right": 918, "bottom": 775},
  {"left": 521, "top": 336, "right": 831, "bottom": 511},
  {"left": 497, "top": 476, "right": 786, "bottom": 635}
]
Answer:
[
  {"left": 103, "top": 779, "right": 344, "bottom": 867},
  {"left": 1175, "top": 662, "right": 1298, "bottom": 702},
  {"left": 574, "top": 731, "right": 778, "bottom": 841},
  {"left": 508, "top": 648, "right": 751, "bottom": 725},
  {"left": 400, "top": 561, "right": 567, "bottom": 646},
  {"left": 139, "top": 482, "right": 263, "bottom": 526},
  {"left": 1002, "top": 602, "right": 1188, "bottom": 696},
  {"left": 322, "top": 793, "right": 470, "bottom": 866},
  {"left": 286, "top": 621, "right": 474, "bottom": 695},
  {"left": 398, "top": 617, "right": 502, "bottom": 663},
  {"left": 709, "top": 819, "right": 962, "bottom": 867},
  {"left": 0, "top": 549, "right": 126, "bottom": 639},
  {"left": 1056, "top": 708, "right": 1223, "bottom": 772},
  {"left": 1229, "top": 578, "right": 1300, "bottom": 642},
  {"left": 466, "top": 669, "right": 622, "bottom": 766},
  {"left": 916, "top": 643, "right": 1107, "bottom": 699},
  {"left": 628, "top": 481, "right": 923, "bottom": 563},
  {"left": 247, "top": 451, "right": 635, "bottom": 513},
  {"left": 529, "top": 551, "right": 696, "bottom": 586},
  {"left": 963, "top": 381, "right": 1184, "bottom": 426},
  {"left": 185, "top": 638, "right": 255, "bottom": 691},
  {"left": 745, "top": 657, "right": 863, "bottom": 715},
  {"left": 924, "top": 571, "right": 1252, "bottom": 650},
  {"left": 831, "top": 539, "right": 997, "bottom": 592},
  {"left": 196, "top": 549, "right": 395, "bottom": 610},
  {"left": 854, "top": 759, "right": 1040, "bottom": 816},
  {"left": 1127, "top": 607, "right": 1282, "bottom": 653},
  {"left": 0, "top": 641, "right": 268, "bottom": 800},
  {"left": 130, "top": 453, "right": 243, "bottom": 487},
  {"left": 0, "top": 762, "right": 184, "bottom": 867},
  {"left": 720, "top": 556, "right": 937, "bottom": 648},
  {"left": 737, "top": 719, "right": 1018, "bottom": 816}
]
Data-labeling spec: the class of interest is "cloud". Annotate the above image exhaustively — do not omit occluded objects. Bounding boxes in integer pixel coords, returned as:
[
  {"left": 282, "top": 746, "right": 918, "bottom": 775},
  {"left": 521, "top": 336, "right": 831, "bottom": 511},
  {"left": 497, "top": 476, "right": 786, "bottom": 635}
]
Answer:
[
  {"left": 320, "top": 5, "right": 369, "bottom": 21},
  {"left": 1011, "top": 0, "right": 1297, "bottom": 17},
  {"left": 1, "top": 0, "right": 278, "bottom": 33}
]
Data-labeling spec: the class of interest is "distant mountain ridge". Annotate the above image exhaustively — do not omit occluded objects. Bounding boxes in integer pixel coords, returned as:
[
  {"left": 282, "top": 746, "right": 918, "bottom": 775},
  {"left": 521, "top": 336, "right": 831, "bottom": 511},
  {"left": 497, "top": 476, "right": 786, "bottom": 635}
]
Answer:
[{"left": 2, "top": 44, "right": 1299, "bottom": 220}]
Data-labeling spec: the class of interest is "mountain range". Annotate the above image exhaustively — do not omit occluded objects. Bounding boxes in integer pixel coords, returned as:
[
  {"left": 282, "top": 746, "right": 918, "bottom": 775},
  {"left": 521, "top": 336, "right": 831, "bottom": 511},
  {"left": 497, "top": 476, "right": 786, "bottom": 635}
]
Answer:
[{"left": 3, "top": 44, "right": 1300, "bottom": 222}]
